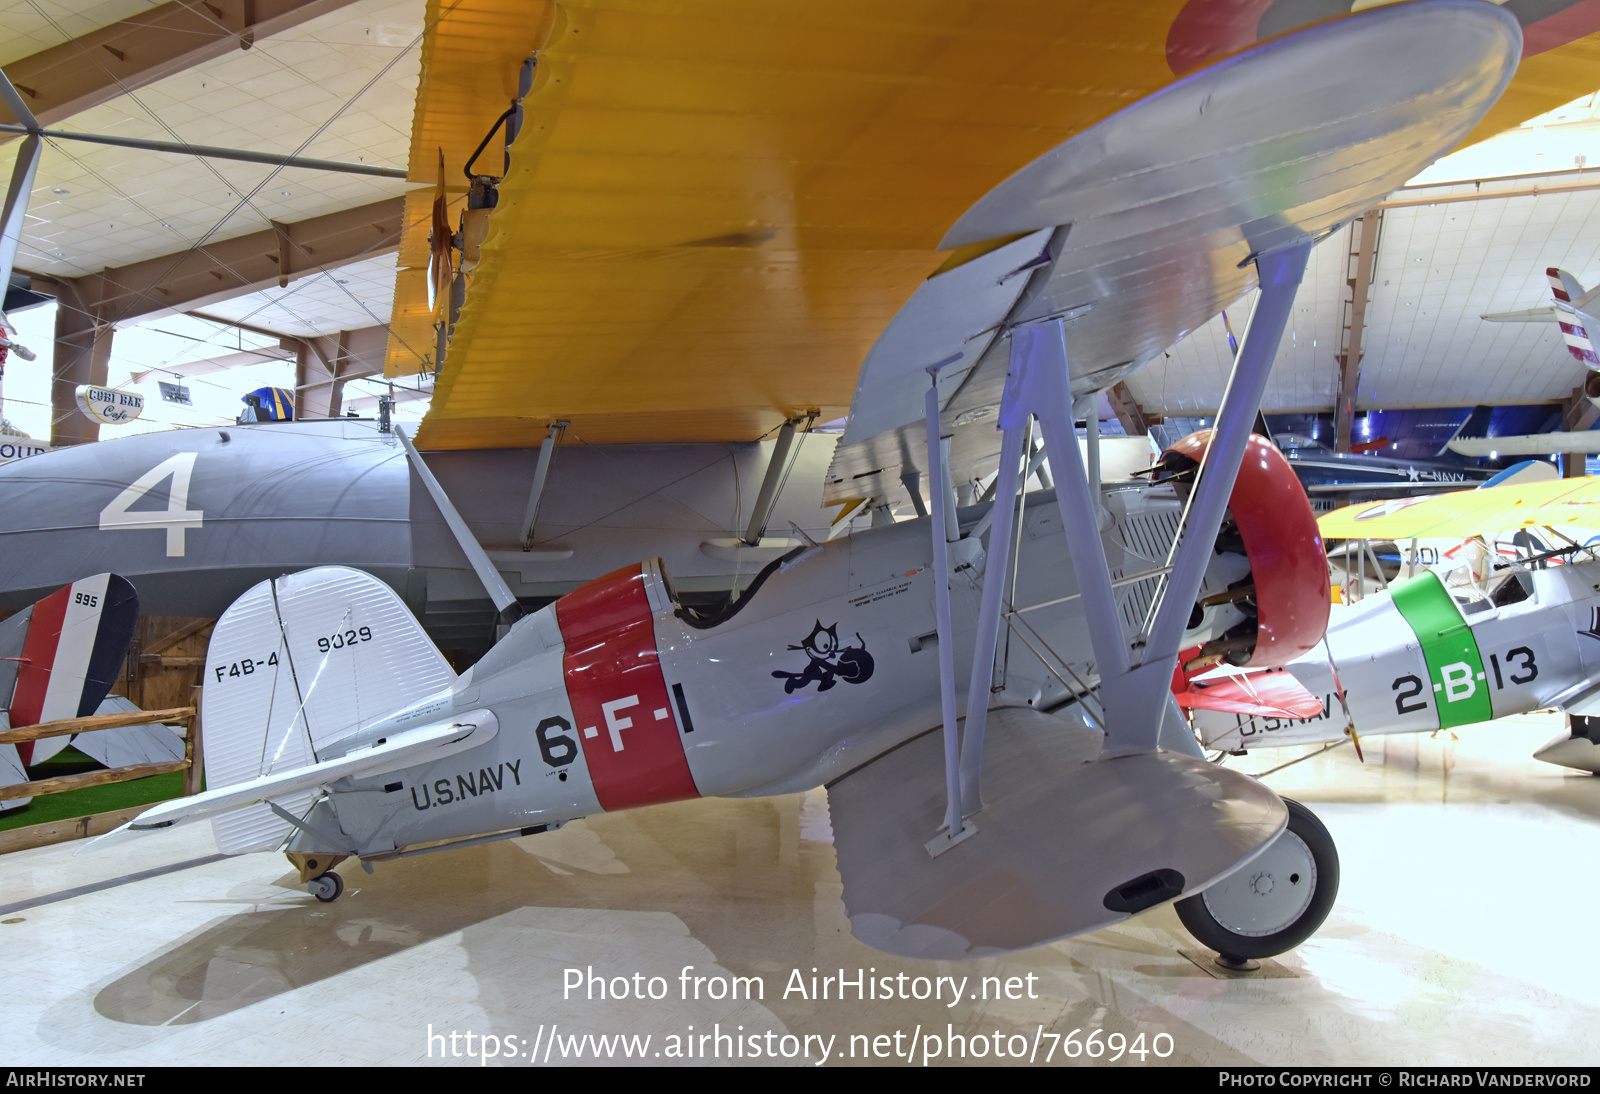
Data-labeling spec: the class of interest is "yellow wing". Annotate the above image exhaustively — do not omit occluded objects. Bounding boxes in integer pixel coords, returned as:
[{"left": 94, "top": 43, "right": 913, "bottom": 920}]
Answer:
[
  {"left": 393, "top": 0, "right": 1600, "bottom": 452},
  {"left": 1319, "top": 477, "right": 1600, "bottom": 540}
]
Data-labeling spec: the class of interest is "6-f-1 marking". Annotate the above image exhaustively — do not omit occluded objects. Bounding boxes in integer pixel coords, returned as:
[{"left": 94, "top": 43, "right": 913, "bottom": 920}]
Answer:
[{"left": 583, "top": 694, "right": 672, "bottom": 750}]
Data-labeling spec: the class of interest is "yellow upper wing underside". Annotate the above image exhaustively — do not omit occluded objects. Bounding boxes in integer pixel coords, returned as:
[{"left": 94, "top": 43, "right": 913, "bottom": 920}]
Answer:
[
  {"left": 1320, "top": 476, "right": 1600, "bottom": 540},
  {"left": 397, "top": 0, "right": 1600, "bottom": 451}
]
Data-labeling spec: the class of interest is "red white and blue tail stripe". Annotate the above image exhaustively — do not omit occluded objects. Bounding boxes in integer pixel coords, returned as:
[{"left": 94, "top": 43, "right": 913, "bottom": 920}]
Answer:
[
  {"left": 8, "top": 574, "right": 138, "bottom": 763},
  {"left": 1549, "top": 267, "right": 1600, "bottom": 366}
]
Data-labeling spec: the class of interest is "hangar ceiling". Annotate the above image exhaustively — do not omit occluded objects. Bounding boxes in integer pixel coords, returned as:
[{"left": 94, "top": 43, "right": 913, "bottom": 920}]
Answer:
[
  {"left": 1133, "top": 166, "right": 1600, "bottom": 417},
  {"left": 0, "top": 0, "right": 426, "bottom": 438},
  {"left": 0, "top": 1, "right": 1598, "bottom": 447},
  {"left": 1, "top": 0, "right": 417, "bottom": 279}
]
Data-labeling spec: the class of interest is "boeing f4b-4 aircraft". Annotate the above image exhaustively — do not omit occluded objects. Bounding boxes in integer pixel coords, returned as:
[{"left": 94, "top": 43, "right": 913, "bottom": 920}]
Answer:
[
  {"left": 99, "top": 3, "right": 1524, "bottom": 963},
  {"left": 1189, "top": 476, "right": 1600, "bottom": 776}
]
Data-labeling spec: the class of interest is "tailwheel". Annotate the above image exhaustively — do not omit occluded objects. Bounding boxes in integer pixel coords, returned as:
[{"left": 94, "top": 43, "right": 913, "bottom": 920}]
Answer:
[
  {"left": 307, "top": 871, "right": 345, "bottom": 903},
  {"left": 1175, "top": 798, "right": 1338, "bottom": 961}
]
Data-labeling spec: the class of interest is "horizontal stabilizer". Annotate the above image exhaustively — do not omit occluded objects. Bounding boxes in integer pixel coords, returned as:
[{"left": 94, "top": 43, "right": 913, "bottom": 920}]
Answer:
[
  {"left": 827, "top": 708, "right": 1284, "bottom": 959},
  {"left": 0, "top": 743, "right": 28, "bottom": 811},
  {"left": 73, "top": 695, "right": 186, "bottom": 768},
  {"left": 93, "top": 710, "right": 497, "bottom": 848},
  {"left": 1480, "top": 307, "right": 1556, "bottom": 324}
]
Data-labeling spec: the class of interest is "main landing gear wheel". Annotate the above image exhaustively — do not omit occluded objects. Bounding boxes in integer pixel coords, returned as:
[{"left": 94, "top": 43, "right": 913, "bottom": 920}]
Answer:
[
  {"left": 307, "top": 871, "right": 344, "bottom": 903},
  {"left": 1175, "top": 798, "right": 1338, "bottom": 961}
]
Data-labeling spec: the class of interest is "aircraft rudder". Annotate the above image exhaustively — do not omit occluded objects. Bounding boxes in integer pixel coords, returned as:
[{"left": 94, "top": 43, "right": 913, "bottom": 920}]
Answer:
[
  {"left": 203, "top": 566, "right": 457, "bottom": 853},
  {"left": 1434, "top": 405, "right": 1493, "bottom": 459},
  {"left": 1546, "top": 268, "right": 1600, "bottom": 366},
  {"left": 7, "top": 574, "right": 139, "bottom": 753}
]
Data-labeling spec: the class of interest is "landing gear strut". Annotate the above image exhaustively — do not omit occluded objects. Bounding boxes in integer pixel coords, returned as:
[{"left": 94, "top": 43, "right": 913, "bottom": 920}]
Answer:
[{"left": 1176, "top": 798, "right": 1338, "bottom": 961}]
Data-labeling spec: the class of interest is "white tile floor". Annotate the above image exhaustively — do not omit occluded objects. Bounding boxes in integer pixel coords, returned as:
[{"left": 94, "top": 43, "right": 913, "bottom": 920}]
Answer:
[{"left": 2, "top": 712, "right": 1598, "bottom": 1067}]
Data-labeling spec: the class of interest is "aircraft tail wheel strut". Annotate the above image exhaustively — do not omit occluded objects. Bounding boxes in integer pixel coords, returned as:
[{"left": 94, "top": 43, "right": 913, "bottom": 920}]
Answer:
[{"left": 1176, "top": 797, "right": 1338, "bottom": 961}]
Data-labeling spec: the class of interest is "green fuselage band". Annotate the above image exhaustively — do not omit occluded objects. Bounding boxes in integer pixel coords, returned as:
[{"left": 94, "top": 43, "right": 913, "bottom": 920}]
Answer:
[{"left": 1390, "top": 571, "right": 1492, "bottom": 729}]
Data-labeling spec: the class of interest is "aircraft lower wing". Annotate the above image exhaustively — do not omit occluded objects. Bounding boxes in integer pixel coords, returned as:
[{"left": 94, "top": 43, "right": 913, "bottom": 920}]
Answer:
[
  {"left": 93, "top": 713, "right": 498, "bottom": 847},
  {"left": 1175, "top": 668, "right": 1324, "bottom": 721},
  {"left": 826, "top": 707, "right": 1285, "bottom": 959}
]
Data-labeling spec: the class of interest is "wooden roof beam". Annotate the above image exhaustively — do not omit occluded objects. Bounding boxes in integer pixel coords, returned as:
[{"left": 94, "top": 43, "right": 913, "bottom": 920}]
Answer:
[
  {"left": 1105, "top": 382, "right": 1148, "bottom": 437},
  {"left": 0, "top": 0, "right": 363, "bottom": 136},
  {"left": 1334, "top": 209, "right": 1382, "bottom": 454},
  {"left": 29, "top": 197, "right": 404, "bottom": 323},
  {"left": 297, "top": 325, "right": 388, "bottom": 417}
]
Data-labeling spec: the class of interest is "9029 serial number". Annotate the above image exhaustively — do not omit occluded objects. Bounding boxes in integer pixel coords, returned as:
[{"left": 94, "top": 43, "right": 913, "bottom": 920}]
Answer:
[{"left": 319, "top": 627, "right": 373, "bottom": 652}]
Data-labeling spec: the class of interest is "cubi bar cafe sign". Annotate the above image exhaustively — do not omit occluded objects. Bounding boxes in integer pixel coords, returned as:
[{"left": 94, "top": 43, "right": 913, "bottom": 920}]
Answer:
[{"left": 75, "top": 385, "right": 144, "bottom": 425}]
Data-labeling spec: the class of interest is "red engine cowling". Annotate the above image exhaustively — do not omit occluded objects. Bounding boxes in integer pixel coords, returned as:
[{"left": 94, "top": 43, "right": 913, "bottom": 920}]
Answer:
[{"left": 1159, "top": 431, "right": 1328, "bottom": 668}]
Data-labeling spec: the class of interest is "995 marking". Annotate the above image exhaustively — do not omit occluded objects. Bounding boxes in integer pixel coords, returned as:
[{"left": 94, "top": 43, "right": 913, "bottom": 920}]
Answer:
[
  {"left": 214, "top": 651, "right": 279, "bottom": 681},
  {"left": 318, "top": 626, "right": 373, "bottom": 653}
]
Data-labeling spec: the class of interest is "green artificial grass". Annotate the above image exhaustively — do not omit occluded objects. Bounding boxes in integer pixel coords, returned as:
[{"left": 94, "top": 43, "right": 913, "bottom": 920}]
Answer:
[{"left": 0, "top": 746, "right": 186, "bottom": 832}]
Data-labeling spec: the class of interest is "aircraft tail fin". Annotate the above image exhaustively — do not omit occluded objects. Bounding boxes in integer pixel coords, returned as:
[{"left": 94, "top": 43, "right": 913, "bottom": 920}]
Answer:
[
  {"left": 1433, "top": 405, "right": 1493, "bottom": 459},
  {"left": 1549, "top": 267, "right": 1588, "bottom": 307},
  {"left": 201, "top": 566, "right": 458, "bottom": 853},
  {"left": 1547, "top": 267, "right": 1600, "bottom": 367},
  {"left": 2, "top": 574, "right": 138, "bottom": 765},
  {"left": 0, "top": 573, "right": 138, "bottom": 812}
]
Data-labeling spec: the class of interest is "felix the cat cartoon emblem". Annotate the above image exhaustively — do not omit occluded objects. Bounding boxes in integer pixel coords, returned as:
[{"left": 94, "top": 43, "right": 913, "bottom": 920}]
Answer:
[{"left": 773, "top": 620, "right": 875, "bottom": 693}]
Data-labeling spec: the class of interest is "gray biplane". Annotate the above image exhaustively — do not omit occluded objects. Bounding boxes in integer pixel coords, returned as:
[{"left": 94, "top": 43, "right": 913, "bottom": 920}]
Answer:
[
  {"left": 1189, "top": 476, "right": 1600, "bottom": 776},
  {"left": 96, "top": 2, "right": 1522, "bottom": 962}
]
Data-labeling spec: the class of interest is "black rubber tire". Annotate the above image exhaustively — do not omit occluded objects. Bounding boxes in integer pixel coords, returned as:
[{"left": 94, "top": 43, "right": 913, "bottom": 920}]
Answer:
[
  {"left": 309, "top": 871, "right": 344, "bottom": 903},
  {"left": 1175, "top": 798, "right": 1338, "bottom": 960}
]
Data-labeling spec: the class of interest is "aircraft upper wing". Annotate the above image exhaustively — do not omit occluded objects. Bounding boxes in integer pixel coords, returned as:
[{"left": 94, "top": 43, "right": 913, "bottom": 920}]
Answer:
[
  {"left": 398, "top": 0, "right": 1600, "bottom": 456},
  {"left": 823, "top": 5, "right": 1522, "bottom": 507},
  {"left": 1318, "top": 476, "right": 1600, "bottom": 540}
]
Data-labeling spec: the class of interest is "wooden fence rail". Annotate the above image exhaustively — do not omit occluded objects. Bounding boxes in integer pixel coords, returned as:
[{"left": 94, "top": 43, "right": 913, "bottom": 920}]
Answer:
[{"left": 0, "top": 699, "right": 203, "bottom": 853}]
